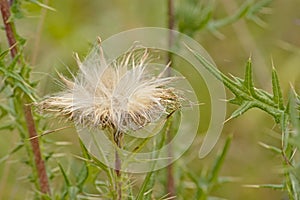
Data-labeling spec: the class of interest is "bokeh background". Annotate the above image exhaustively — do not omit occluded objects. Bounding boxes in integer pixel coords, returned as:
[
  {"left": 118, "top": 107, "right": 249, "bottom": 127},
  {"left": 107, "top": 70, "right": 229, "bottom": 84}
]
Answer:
[{"left": 1, "top": 0, "right": 300, "bottom": 199}]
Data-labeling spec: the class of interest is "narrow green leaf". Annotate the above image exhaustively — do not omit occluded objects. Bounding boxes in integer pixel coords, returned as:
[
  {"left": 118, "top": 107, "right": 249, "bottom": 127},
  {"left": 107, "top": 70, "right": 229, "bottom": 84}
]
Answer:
[
  {"left": 58, "top": 163, "right": 71, "bottom": 186},
  {"left": 207, "top": 135, "right": 232, "bottom": 184},
  {"left": 79, "top": 139, "right": 91, "bottom": 160},
  {"left": 76, "top": 163, "right": 89, "bottom": 189},
  {"left": 229, "top": 101, "right": 254, "bottom": 120},
  {"left": 243, "top": 57, "right": 256, "bottom": 96},
  {"left": 228, "top": 97, "right": 243, "bottom": 105},
  {"left": 0, "top": 49, "right": 9, "bottom": 60},
  {"left": 271, "top": 66, "right": 284, "bottom": 110},
  {"left": 184, "top": 168, "right": 205, "bottom": 199},
  {"left": 68, "top": 186, "right": 79, "bottom": 200},
  {"left": 0, "top": 143, "right": 24, "bottom": 163},
  {"left": 136, "top": 115, "right": 173, "bottom": 200}
]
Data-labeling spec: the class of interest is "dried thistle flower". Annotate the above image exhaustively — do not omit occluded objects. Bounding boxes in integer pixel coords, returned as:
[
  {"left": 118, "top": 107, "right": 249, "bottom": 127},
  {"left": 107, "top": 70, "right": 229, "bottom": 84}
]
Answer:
[{"left": 37, "top": 40, "right": 181, "bottom": 133}]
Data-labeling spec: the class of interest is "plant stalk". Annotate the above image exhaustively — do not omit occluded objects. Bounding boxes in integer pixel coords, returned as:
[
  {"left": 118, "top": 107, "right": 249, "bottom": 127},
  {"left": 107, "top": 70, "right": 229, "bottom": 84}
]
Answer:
[
  {"left": 0, "top": 0, "right": 17, "bottom": 58},
  {"left": 24, "top": 105, "right": 51, "bottom": 195},
  {"left": 0, "top": 0, "right": 51, "bottom": 196},
  {"left": 114, "top": 131, "right": 123, "bottom": 200},
  {"left": 166, "top": 0, "right": 176, "bottom": 198}
]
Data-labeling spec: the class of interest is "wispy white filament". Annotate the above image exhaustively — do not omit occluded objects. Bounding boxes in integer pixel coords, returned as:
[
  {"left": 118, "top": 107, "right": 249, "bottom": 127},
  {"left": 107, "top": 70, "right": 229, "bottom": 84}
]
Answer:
[{"left": 38, "top": 43, "right": 180, "bottom": 133}]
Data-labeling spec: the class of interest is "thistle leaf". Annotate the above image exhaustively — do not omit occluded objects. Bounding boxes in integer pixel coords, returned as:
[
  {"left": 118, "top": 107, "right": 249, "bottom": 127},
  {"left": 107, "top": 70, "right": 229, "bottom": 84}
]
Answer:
[
  {"left": 271, "top": 66, "right": 284, "bottom": 110},
  {"left": 188, "top": 45, "right": 284, "bottom": 123},
  {"left": 228, "top": 101, "right": 255, "bottom": 120},
  {"left": 243, "top": 57, "right": 256, "bottom": 96}
]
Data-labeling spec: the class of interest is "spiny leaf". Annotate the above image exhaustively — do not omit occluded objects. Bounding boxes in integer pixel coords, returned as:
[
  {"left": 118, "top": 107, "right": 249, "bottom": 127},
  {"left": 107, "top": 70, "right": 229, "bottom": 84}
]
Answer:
[
  {"left": 243, "top": 57, "right": 256, "bottom": 96},
  {"left": 228, "top": 101, "right": 255, "bottom": 120},
  {"left": 188, "top": 45, "right": 283, "bottom": 123},
  {"left": 271, "top": 66, "right": 284, "bottom": 110},
  {"left": 0, "top": 66, "right": 36, "bottom": 101}
]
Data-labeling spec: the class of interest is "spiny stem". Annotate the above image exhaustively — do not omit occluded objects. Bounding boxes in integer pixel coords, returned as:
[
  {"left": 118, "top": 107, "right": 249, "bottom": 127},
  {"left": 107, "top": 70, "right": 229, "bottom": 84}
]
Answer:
[
  {"left": 0, "top": 1, "right": 51, "bottom": 196},
  {"left": 24, "top": 105, "right": 51, "bottom": 195},
  {"left": 166, "top": 0, "right": 176, "bottom": 198}
]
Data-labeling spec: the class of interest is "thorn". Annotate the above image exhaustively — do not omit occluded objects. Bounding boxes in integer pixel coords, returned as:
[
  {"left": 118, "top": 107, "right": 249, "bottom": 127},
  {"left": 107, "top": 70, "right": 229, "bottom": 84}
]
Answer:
[
  {"left": 243, "top": 184, "right": 260, "bottom": 188},
  {"left": 289, "top": 83, "right": 298, "bottom": 96},
  {"left": 97, "top": 36, "right": 102, "bottom": 45},
  {"left": 249, "top": 52, "right": 252, "bottom": 61},
  {"left": 223, "top": 116, "right": 234, "bottom": 124},
  {"left": 27, "top": 125, "right": 73, "bottom": 140},
  {"left": 258, "top": 141, "right": 269, "bottom": 148},
  {"left": 270, "top": 55, "right": 275, "bottom": 70},
  {"left": 219, "top": 98, "right": 230, "bottom": 102}
]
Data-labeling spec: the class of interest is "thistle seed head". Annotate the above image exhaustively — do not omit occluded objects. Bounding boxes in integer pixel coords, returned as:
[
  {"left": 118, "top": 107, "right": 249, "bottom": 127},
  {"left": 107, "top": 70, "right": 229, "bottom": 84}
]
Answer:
[{"left": 37, "top": 42, "right": 181, "bottom": 133}]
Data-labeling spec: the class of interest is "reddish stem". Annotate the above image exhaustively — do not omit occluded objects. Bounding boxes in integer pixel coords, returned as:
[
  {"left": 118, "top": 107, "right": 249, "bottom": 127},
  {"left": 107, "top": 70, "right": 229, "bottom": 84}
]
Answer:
[
  {"left": 0, "top": 0, "right": 17, "bottom": 58},
  {"left": 114, "top": 131, "right": 122, "bottom": 200},
  {"left": 166, "top": 0, "right": 176, "bottom": 198},
  {"left": 24, "top": 105, "right": 51, "bottom": 195}
]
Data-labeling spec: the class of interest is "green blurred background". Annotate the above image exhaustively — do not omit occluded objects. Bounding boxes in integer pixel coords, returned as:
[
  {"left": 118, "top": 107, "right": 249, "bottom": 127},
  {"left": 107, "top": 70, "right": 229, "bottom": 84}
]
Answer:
[{"left": 1, "top": 0, "right": 300, "bottom": 199}]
